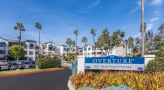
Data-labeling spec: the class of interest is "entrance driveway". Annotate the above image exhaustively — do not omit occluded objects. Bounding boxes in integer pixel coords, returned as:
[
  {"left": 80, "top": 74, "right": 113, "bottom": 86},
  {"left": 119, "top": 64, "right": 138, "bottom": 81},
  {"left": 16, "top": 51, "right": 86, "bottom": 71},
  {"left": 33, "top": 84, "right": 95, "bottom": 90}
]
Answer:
[{"left": 0, "top": 68, "right": 71, "bottom": 90}]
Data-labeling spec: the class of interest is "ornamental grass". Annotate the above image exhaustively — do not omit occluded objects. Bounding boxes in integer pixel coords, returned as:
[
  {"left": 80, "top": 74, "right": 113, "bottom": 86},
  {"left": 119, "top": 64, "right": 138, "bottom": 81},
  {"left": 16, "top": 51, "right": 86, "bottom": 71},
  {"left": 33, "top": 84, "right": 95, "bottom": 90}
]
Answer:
[{"left": 70, "top": 71, "right": 164, "bottom": 90}]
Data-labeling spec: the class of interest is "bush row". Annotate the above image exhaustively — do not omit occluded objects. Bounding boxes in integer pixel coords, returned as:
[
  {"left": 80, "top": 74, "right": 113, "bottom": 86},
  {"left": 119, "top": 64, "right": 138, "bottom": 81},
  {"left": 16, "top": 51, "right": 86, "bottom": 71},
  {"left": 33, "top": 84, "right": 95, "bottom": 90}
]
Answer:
[
  {"left": 36, "top": 58, "right": 61, "bottom": 69},
  {"left": 71, "top": 71, "right": 164, "bottom": 90},
  {"left": 144, "top": 50, "right": 164, "bottom": 73}
]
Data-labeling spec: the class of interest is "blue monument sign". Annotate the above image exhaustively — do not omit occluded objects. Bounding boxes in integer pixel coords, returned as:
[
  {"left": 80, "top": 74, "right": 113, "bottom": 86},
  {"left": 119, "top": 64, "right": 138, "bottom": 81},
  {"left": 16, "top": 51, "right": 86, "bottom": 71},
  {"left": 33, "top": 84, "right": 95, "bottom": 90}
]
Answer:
[{"left": 85, "top": 55, "right": 144, "bottom": 71}]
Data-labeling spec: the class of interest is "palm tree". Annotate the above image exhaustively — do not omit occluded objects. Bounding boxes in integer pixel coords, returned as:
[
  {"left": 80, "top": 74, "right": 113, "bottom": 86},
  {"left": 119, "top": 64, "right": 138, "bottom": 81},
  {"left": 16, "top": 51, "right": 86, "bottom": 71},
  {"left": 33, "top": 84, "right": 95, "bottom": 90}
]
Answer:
[
  {"left": 90, "top": 28, "right": 96, "bottom": 57},
  {"left": 81, "top": 37, "right": 87, "bottom": 57},
  {"left": 14, "top": 22, "right": 25, "bottom": 46},
  {"left": 74, "top": 29, "right": 79, "bottom": 59},
  {"left": 128, "top": 36, "right": 134, "bottom": 56},
  {"left": 35, "top": 22, "right": 42, "bottom": 54},
  {"left": 71, "top": 40, "right": 76, "bottom": 53},
  {"left": 141, "top": 0, "right": 145, "bottom": 56},
  {"left": 66, "top": 38, "right": 72, "bottom": 52}
]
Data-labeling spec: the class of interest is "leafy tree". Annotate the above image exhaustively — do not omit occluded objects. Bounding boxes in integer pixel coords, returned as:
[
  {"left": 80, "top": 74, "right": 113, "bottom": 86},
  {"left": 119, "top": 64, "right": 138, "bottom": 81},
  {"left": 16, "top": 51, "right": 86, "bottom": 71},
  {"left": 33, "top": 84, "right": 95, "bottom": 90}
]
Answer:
[
  {"left": 9, "top": 45, "right": 25, "bottom": 64},
  {"left": 112, "top": 30, "right": 125, "bottom": 46},
  {"left": 96, "top": 36, "right": 105, "bottom": 56},
  {"left": 101, "top": 28, "right": 110, "bottom": 55},
  {"left": 91, "top": 28, "right": 96, "bottom": 56},
  {"left": 145, "top": 30, "right": 154, "bottom": 53},
  {"left": 14, "top": 22, "right": 25, "bottom": 45},
  {"left": 81, "top": 36, "right": 87, "bottom": 57},
  {"left": 158, "top": 23, "right": 164, "bottom": 40},
  {"left": 35, "top": 22, "right": 42, "bottom": 54}
]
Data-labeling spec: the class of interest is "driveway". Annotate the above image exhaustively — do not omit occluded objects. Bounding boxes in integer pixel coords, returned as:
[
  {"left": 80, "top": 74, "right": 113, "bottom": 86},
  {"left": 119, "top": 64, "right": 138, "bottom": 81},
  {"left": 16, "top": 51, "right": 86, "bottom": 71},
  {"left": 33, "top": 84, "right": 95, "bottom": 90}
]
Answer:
[{"left": 0, "top": 68, "right": 71, "bottom": 90}]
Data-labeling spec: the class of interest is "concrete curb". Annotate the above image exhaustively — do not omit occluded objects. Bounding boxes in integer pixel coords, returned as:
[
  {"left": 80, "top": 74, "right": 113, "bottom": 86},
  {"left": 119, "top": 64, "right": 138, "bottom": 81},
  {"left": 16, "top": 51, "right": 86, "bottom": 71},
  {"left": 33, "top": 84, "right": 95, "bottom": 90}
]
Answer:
[{"left": 68, "top": 79, "right": 76, "bottom": 90}]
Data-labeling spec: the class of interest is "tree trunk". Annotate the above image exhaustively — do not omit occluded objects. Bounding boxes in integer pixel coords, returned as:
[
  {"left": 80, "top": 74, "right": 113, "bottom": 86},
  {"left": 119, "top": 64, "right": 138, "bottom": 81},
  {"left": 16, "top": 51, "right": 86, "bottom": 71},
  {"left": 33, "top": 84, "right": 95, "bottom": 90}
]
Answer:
[
  {"left": 141, "top": 0, "right": 145, "bottom": 57},
  {"left": 76, "top": 35, "right": 77, "bottom": 60},
  {"left": 19, "top": 30, "right": 21, "bottom": 47},
  {"left": 39, "top": 30, "right": 40, "bottom": 57},
  {"left": 85, "top": 43, "right": 87, "bottom": 57},
  {"left": 93, "top": 35, "right": 96, "bottom": 57}
]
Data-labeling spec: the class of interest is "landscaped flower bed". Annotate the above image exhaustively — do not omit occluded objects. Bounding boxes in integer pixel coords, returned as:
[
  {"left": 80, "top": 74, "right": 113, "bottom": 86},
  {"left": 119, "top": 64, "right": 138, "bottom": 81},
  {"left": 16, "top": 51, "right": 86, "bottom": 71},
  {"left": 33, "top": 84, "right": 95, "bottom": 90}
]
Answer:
[{"left": 71, "top": 71, "right": 164, "bottom": 90}]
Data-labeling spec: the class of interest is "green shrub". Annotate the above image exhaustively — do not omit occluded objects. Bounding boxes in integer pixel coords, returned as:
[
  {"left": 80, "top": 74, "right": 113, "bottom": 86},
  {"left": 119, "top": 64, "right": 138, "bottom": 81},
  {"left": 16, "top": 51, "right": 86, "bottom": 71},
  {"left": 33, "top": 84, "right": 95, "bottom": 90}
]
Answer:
[
  {"left": 153, "top": 50, "right": 164, "bottom": 57},
  {"left": 36, "top": 57, "right": 61, "bottom": 69},
  {"left": 145, "top": 57, "right": 164, "bottom": 73}
]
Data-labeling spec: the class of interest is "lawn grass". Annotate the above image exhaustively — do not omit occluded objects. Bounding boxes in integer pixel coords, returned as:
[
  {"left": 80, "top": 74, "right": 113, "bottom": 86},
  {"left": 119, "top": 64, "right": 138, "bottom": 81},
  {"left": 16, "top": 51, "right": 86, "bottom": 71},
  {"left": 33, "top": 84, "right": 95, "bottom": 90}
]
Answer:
[{"left": 0, "top": 68, "right": 64, "bottom": 76}]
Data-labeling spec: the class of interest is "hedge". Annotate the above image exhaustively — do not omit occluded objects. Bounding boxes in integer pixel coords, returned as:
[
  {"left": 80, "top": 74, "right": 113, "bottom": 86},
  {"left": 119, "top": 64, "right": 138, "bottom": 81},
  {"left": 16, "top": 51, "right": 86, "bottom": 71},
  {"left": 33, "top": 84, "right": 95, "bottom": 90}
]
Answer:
[
  {"left": 36, "top": 58, "right": 61, "bottom": 69},
  {"left": 145, "top": 57, "right": 164, "bottom": 73}
]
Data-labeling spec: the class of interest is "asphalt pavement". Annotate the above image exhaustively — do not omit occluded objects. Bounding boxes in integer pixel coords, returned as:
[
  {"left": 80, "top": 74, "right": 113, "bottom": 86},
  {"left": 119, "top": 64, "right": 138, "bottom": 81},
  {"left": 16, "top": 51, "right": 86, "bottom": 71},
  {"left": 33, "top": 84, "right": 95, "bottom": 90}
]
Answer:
[{"left": 0, "top": 68, "right": 71, "bottom": 90}]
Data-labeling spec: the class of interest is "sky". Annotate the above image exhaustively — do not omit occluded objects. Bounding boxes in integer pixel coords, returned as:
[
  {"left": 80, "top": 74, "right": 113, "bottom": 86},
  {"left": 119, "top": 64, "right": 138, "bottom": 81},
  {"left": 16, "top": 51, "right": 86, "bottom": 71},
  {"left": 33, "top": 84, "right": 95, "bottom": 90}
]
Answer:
[{"left": 0, "top": 0, "right": 163, "bottom": 46}]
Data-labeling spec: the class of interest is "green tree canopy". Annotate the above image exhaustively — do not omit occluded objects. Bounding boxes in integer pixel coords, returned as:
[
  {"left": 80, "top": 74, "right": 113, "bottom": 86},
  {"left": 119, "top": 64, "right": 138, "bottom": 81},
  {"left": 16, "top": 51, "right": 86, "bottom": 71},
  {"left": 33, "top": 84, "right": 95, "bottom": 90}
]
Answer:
[{"left": 9, "top": 45, "right": 25, "bottom": 61}]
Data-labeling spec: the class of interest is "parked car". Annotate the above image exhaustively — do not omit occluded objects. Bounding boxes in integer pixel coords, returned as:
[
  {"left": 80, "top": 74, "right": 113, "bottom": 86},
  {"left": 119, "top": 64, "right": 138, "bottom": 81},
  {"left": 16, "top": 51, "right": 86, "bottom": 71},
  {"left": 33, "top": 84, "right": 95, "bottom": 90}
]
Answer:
[
  {"left": 0, "top": 60, "right": 9, "bottom": 71},
  {"left": 9, "top": 62, "right": 19, "bottom": 70},
  {"left": 22, "top": 61, "right": 35, "bottom": 69}
]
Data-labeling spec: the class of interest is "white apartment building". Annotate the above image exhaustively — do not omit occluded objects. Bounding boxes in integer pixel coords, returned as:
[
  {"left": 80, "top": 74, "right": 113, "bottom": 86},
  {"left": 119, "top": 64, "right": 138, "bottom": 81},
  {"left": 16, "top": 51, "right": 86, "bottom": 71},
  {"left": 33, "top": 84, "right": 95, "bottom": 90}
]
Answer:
[
  {"left": 57, "top": 42, "right": 127, "bottom": 58},
  {"left": 0, "top": 37, "right": 60, "bottom": 61}
]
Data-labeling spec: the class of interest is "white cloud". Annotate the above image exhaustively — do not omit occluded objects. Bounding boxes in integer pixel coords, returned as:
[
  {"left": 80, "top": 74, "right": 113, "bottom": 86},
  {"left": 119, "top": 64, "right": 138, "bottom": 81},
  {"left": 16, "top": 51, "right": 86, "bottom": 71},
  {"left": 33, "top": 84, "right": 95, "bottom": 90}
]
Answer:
[
  {"left": 150, "top": 0, "right": 163, "bottom": 6},
  {"left": 147, "top": 23, "right": 154, "bottom": 30},
  {"left": 80, "top": 0, "right": 101, "bottom": 13},
  {"left": 133, "top": 33, "right": 141, "bottom": 38},
  {"left": 149, "top": 17, "right": 159, "bottom": 22},
  {"left": 128, "top": 0, "right": 147, "bottom": 16}
]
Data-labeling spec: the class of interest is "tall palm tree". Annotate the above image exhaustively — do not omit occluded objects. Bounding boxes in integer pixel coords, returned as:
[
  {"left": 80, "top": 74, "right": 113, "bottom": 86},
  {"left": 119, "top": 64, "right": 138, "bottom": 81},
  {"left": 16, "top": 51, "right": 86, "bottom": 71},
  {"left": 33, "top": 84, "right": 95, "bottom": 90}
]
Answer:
[
  {"left": 66, "top": 38, "right": 72, "bottom": 52},
  {"left": 74, "top": 29, "right": 79, "bottom": 59},
  {"left": 81, "top": 37, "right": 87, "bottom": 57},
  {"left": 35, "top": 22, "right": 42, "bottom": 54},
  {"left": 128, "top": 36, "right": 134, "bottom": 56},
  {"left": 90, "top": 28, "right": 96, "bottom": 57},
  {"left": 14, "top": 22, "right": 25, "bottom": 46},
  {"left": 141, "top": 0, "right": 145, "bottom": 57}
]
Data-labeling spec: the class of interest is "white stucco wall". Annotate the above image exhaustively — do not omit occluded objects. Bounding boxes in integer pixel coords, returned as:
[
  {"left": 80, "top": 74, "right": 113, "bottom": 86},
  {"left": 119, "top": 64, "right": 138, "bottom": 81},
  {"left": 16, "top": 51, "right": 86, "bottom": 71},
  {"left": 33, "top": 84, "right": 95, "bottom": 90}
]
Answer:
[
  {"left": 144, "top": 55, "right": 156, "bottom": 66},
  {"left": 77, "top": 56, "right": 85, "bottom": 73}
]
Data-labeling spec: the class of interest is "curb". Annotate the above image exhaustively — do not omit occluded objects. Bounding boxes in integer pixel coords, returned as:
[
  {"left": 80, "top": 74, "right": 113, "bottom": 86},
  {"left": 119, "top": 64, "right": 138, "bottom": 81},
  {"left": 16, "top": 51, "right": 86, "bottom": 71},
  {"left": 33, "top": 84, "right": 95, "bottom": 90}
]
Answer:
[
  {"left": 68, "top": 79, "right": 76, "bottom": 90},
  {"left": 0, "top": 68, "right": 64, "bottom": 78}
]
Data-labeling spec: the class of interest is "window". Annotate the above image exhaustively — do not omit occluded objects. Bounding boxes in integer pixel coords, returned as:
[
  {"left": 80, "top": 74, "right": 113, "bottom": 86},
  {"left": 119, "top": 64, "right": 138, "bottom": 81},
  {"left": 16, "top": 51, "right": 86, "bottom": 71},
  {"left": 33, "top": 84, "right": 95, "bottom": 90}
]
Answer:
[
  {"left": 29, "top": 43, "right": 34, "bottom": 49},
  {"left": 84, "top": 48, "right": 86, "bottom": 51},
  {"left": 36, "top": 46, "right": 39, "bottom": 49},
  {"left": 43, "top": 47, "right": 45, "bottom": 49},
  {"left": 29, "top": 51, "right": 33, "bottom": 55},
  {"left": 24, "top": 45, "right": 27, "bottom": 49},
  {"left": 49, "top": 45, "right": 53, "bottom": 50},
  {"left": 64, "top": 47, "right": 67, "bottom": 51},
  {"left": 43, "top": 52, "right": 45, "bottom": 54},
  {"left": 0, "top": 50, "right": 4, "bottom": 54},
  {"left": 24, "top": 57, "right": 27, "bottom": 60},
  {"left": 29, "top": 57, "right": 33, "bottom": 61},
  {"left": 24, "top": 51, "right": 27, "bottom": 55},
  {"left": 0, "top": 44, "right": 4, "bottom": 47},
  {"left": 88, "top": 47, "right": 91, "bottom": 51}
]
